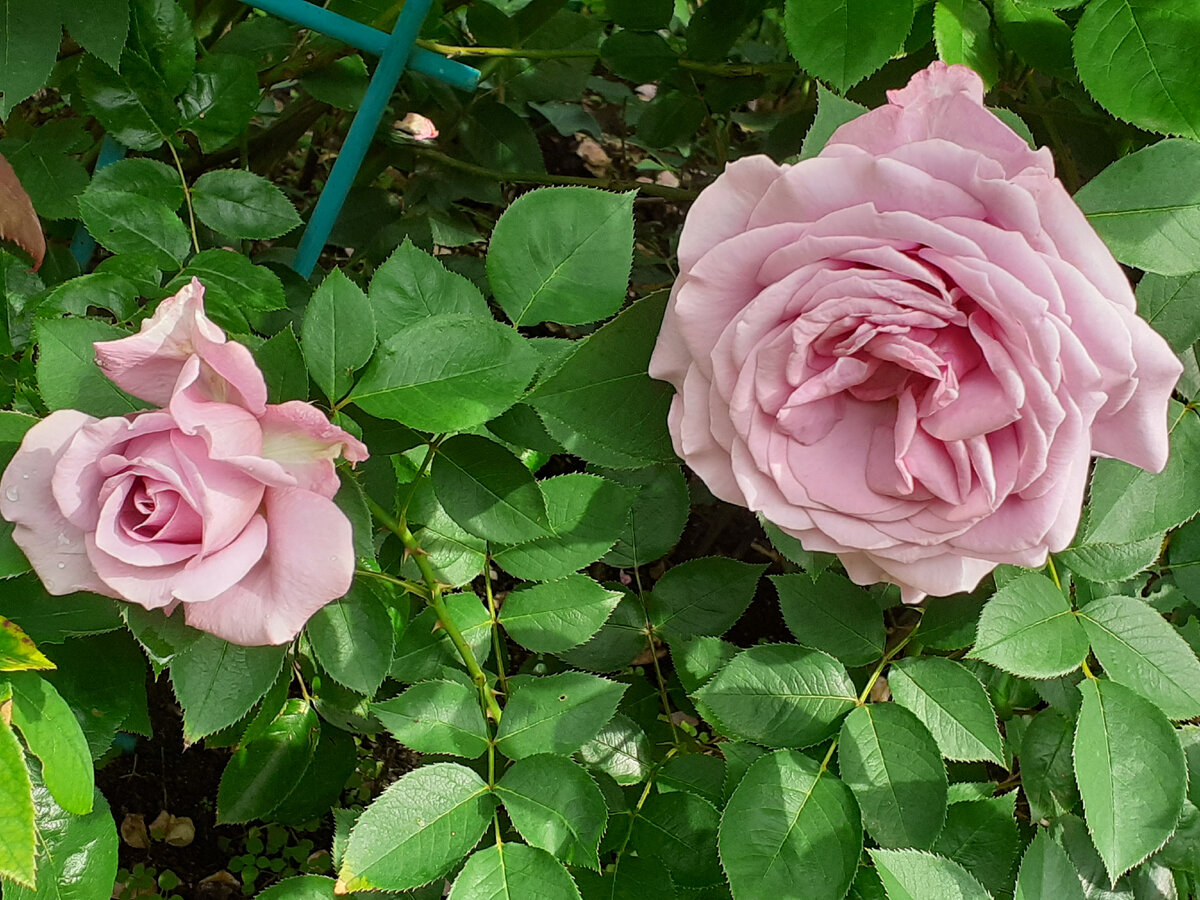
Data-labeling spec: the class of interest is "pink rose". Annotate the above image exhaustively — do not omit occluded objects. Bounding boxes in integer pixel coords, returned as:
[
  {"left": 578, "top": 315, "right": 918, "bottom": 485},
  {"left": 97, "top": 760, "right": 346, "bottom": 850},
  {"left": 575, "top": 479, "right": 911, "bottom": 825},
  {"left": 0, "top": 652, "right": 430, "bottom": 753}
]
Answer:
[
  {"left": 0, "top": 279, "right": 368, "bottom": 645},
  {"left": 649, "top": 63, "right": 1182, "bottom": 602}
]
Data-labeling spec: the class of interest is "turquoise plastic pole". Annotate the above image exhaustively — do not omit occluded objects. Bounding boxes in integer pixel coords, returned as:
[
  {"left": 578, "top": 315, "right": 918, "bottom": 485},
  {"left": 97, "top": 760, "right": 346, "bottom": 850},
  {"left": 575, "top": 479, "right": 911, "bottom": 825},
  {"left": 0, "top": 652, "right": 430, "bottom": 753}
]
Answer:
[
  {"left": 70, "top": 136, "right": 127, "bottom": 268},
  {"left": 242, "top": 0, "right": 478, "bottom": 92},
  {"left": 291, "top": 0, "right": 435, "bottom": 278}
]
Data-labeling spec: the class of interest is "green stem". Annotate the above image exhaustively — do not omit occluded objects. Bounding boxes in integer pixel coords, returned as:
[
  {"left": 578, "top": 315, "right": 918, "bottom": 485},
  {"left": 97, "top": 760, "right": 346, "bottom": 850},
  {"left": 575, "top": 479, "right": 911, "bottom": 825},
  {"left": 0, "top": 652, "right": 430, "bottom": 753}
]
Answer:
[
  {"left": 396, "top": 441, "right": 440, "bottom": 521},
  {"left": 167, "top": 142, "right": 201, "bottom": 255},
  {"left": 856, "top": 618, "right": 921, "bottom": 706},
  {"left": 417, "top": 39, "right": 796, "bottom": 76},
  {"left": 353, "top": 567, "right": 428, "bottom": 600},
  {"left": 366, "top": 496, "right": 504, "bottom": 723},
  {"left": 1045, "top": 556, "right": 1063, "bottom": 592},
  {"left": 484, "top": 553, "right": 509, "bottom": 698},
  {"left": 405, "top": 144, "right": 698, "bottom": 202},
  {"left": 633, "top": 568, "right": 680, "bottom": 745}
]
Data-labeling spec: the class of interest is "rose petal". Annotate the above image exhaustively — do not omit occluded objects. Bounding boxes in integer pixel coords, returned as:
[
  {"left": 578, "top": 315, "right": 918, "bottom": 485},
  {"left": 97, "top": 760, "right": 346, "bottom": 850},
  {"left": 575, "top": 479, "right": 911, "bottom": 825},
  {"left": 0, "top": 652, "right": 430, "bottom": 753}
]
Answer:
[{"left": 0, "top": 410, "right": 117, "bottom": 596}]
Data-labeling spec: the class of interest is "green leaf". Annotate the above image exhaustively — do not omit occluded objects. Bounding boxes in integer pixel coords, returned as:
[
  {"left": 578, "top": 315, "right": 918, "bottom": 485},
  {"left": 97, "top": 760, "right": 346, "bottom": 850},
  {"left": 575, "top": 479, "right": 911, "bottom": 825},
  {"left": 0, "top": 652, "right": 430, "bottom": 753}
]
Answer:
[
  {"left": 301, "top": 269, "right": 376, "bottom": 403},
  {"left": 255, "top": 325, "right": 309, "bottom": 404},
  {"left": 607, "top": 0, "right": 672, "bottom": 30},
  {"left": 0, "top": 617, "right": 53, "bottom": 672},
  {"left": 6, "top": 672, "right": 93, "bottom": 815},
  {"left": 574, "top": 712, "right": 651, "bottom": 785},
  {"left": 169, "top": 635, "right": 287, "bottom": 743},
  {"left": 657, "top": 754, "right": 726, "bottom": 805},
  {"left": 1020, "top": 709, "right": 1081, "bottom": 821},
  {"left": 838, "top": 704, "right": 948, "bottom": 850},
  {"left": 773, "top": 571, "right": 886, "bottom": 666},
  {"left": 1015, "top": 831, "right": 1087, "bottom": 900},
  {"left": 574, "top": 854, "right": 676, "bottom": 900},
  {"left": 992, "top": 0, "right": 1073, "bottom": 72},
  {"left": 1055, "top": 534, "right": 1162, "bottom": 584},
  {"left": 389, "top": 594, "right": 491, "bottom": 684},
  {"left": 868, "top": 848, "right": 993, "bottom": 900},
  {"left": 448, "top": 843, "right": 582, "bottom": 900},
  {"left": 630, "top": 790, "right": 722, "bottom": 887},
  {"left": 0, "top": 0, "right": 61, "bottom": 119},
  {"left": 1074, "top": 0, "right": 1200, "bottom": 139},
  {"left": 0, "top": 578, "right": 122, "bottom": 646},
  {"left": 192, "top": 169, "right": 302, "bottom": 240},
  {"left": 913, "top": 594, "right": 987, "bottom": 652},
  {"left": 462, "top": 101, "right": 545, "bottom": 174},
  {"left": 306, "top": 582, "right": 394, "bottom": 696},
  {"left": 720, "top": 750, "right": 862, "bottom": 900},
  {"left": 491, "top": 474, "right": 634, "bottom": 582},
  {"left": 694, "top": 644, "right": 856, "bottom": 748},
  {"left": 178, "top": 53, "right": 260, "bottom": 153},
  {"left": 62, "top": 0, "right": 129, "bottom": 70},
  {"left": 350, "top": 314, "right": 539, "bottom": 433},
  {"left": 647, "top": 557, "right": 766, "bottom": 640},
  {"left": 338, "top": 762, "right": 496, "bottom": 892},
  {"left": 0, "top": 717, "right": 35, "bottom": 888},
  {"left": 970, "top": 572, "right": 1089, "bottom": 678},
  {"left": 1138, "top": 271, "right": 1200, "bottom": 353},
  {"left": 4, "top": 776, "right": 118, "bottom": 900},
  {"left": 783, "top": 0, "right": 915, "bottom": 93},
  {"left": 560, "top": 593, "right": 647, "bottom": 674},
  {"left": 597, "top": 464, "right": 689, "bottom": 568},
  {"left": 931, "top": 796, "right": 1020, "bottom": 897},
  {"left": 487, "top": 187, "right": 634, "bottom": 327},
  {"left": 496, "top": 754, "right": 606, "bottom": 867},
  {"left": 671, "top": 635, "right": 739, "bottom": 694},
  {"left": 888, "top": 657, "right": 1005, "bottom": 765},
  {"left": 1076, "top": 140, "right": 1200, "bottom": 276},
  {"left": 373, "top": 680, "right": 490, "bottom": 759},
  {"left": 800, "top": 85, "right": 868, "bottom": 159},
  {"left": 934, "top": 0, "right": 1000, "bottom": 88},
  {"left": 369, "top": 239, "right": 489, "bottom": 334},
  {"left": 36, "top": 318, "right": 145, "bottom": 417},
  {"left": 635, "top": 92, "right": 708, "bottom": 149},
  {"left": 89, "top": 157, "right": 182, "bottom": 208},
  {"left": 128, "top": 0, "right": 195, "bottom": 94},
  {"left": 1078, "top": 594, "right": 1200, "bottom": 719},
  {"left": 1085, "top": 401, "right": 1200, "bottom": 542},
  {"left": 301, "top": 54, "right": 369, "bottom": 110},
  {"left": 432, "top": 434, "right": 551, "bottom": 544},
  {"left": 76, "top": 50, "right": 179, "bottom": 151},
  {"left": 600, "top": 31, "right": 676, "bottom": 83},
  {"left": 496, "top": 672, "right": 627, "bottom": 760},
  {"left": 1074, "top": 678, "right": 1187, "bottom": 883},
  {"left": 499, "top": 576, "right": 623, "bottom": 653},
  {"left": 77, "top": 190, "right": 190, "bottom": 269},
  {"left": 527, "top": 294, "right": 675, "bottom": 468},
  {"left": 216, "top": 698, "right": 320, "bottom": 824},
  {"left": 685, "top": 0, "right": 766, "bottom": 61},
  {"left": 165, "top": 249, "right": 287, "bottom": 331},
  {"left": 0, "top": 125, "right": 91, "bottom": 221},
  {"left": 256, "top": 875, "right": 338, "bottom": 900}
]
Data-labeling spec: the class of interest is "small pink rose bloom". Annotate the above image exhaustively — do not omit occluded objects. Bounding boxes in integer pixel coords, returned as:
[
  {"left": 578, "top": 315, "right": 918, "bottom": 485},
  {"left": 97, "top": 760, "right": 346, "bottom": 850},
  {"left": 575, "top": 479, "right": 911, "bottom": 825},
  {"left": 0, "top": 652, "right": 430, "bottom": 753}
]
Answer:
[
  {"left": 396, "top": 112, "right": 438, "bottom": 141},
  {"left": 649, "top": 62, "right": 1182, "bottom": 602},
  {"left": 1, "top": 279, "right": 368, "bottom": 645}
]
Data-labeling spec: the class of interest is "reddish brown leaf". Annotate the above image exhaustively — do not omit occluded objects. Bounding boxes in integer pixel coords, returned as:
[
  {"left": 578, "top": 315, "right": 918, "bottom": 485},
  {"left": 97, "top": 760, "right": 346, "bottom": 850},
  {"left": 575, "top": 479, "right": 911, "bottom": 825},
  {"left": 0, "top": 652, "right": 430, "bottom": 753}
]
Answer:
[{"left": 0, "top": 151, "right": 45, "bottom": 270}]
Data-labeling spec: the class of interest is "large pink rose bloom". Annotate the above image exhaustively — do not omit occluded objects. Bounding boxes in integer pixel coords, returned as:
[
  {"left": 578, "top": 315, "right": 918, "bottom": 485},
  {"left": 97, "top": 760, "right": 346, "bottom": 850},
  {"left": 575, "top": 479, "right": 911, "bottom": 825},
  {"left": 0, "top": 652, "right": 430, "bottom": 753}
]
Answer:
[
  {"left": 0, "top": 279, "right": 368, "bottom": 645},
  {"left": 649, "top": 63, "right": 1181, "bottom": 602}
]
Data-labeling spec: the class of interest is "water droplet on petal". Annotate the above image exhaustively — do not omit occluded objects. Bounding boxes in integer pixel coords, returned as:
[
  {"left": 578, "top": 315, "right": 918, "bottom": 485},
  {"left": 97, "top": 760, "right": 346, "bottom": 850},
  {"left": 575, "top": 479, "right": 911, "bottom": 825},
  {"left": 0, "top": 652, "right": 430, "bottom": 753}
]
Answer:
[
  {"left": 21, "top": 473, "right": 28, "bottom": 479},
  {"left": 4, "top": 487, "right": 18, "bottom": 502},
  {"left": 57, "top": 532, "right": 72, "bottom": 547},
  {"left": 57, "top": 562, "right": 66, "bottom": 569}
]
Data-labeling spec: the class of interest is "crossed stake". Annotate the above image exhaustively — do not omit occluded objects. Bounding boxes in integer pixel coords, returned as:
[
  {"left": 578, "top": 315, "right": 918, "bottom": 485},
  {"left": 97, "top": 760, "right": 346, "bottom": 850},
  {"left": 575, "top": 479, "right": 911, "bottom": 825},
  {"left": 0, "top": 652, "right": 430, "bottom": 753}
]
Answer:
[{"left": 74, "top": 1, "right": 479, "bottom": 278}]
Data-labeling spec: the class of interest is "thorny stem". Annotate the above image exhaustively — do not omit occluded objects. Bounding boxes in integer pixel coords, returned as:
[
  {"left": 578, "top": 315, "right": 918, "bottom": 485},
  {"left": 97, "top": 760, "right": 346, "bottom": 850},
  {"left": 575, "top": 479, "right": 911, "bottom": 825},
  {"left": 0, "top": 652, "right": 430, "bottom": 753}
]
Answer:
[
  {"left": 353, "top": 567, "right": 428, "bottom": 600},
  {"left": 632, "top": 566, "right": 681, "bottom": 746},
  {"left": 857, "top": 617, "right": 921, "bottom": 706},
  {"left": 416, "top": 39, "right": 796, "bottom": 77},
  {"left": 167, "top": 142, "right": 201, "bottom": 255},
  {"left": 365, "top": 495, "right": 504, "bottom": 724},
  {"left": 402, "top": 143, "right": 698, "bottom": 202}
]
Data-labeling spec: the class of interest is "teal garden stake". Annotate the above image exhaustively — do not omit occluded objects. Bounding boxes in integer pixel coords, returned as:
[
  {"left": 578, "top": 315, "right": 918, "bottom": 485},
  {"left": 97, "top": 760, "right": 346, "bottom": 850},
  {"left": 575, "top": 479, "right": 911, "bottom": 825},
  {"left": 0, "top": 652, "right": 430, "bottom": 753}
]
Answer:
[{"left": 238, "top": 0, "right": 481, "bottom": 277}]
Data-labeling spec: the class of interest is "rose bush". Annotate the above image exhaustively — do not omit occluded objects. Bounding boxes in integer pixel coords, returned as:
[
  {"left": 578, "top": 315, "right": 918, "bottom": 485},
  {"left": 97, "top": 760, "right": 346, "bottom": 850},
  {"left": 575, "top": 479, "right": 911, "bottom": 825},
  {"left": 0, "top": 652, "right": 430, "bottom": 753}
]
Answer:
[
  {"left": 649, "top": 62, "right": 1182, "bottom": 601},
  {"left": 0, "top": 279, "right": 368, "bottom": 645}
]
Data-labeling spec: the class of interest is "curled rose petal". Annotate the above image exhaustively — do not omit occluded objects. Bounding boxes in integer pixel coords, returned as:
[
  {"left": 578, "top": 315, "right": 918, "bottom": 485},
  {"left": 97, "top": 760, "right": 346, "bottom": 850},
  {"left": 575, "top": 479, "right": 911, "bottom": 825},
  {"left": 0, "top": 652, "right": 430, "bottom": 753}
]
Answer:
[{"left": 649, "top": 62, "right": 1181, "bottom": 601}]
